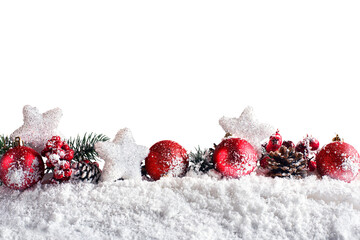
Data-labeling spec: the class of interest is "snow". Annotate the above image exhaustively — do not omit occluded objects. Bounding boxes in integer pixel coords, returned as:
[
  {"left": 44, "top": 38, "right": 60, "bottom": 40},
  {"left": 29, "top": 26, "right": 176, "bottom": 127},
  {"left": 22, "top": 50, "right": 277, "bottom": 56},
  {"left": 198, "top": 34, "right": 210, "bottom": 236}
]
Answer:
[
  {"left": 5, "top": 163, "right": 28, "bottom": 187},
  {"left": 1, "top": 174, "right": 360, "bottom": 239},
  {"left": 165, "top": 156, "right": 188, "bottom": 177},
  {"left": 341, "top": 156, "right": 359, "bottom": 176}
]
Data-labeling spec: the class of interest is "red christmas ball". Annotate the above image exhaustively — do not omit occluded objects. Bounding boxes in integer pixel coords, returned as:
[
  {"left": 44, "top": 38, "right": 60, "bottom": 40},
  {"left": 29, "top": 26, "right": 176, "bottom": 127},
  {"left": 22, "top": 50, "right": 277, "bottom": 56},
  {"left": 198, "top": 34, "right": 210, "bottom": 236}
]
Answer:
[
  {"left": 0, "top": 138, "right": 44, "bottom": 190},
  {"left": 316, "top": 136, "right": 360, "bottom": 182},
  {"left": 145, "top": 140, "right": 189, "bottom": 180},
  {"left": 213, "top": 138, "right": 258, "bottom": 178}
]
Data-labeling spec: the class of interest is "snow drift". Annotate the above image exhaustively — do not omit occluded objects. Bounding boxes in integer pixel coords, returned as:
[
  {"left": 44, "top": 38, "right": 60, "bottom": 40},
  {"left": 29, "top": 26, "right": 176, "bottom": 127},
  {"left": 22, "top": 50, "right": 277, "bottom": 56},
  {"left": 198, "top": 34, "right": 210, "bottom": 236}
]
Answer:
[{"left": 1, "top": 174, "right": 360, "bottom": 240}]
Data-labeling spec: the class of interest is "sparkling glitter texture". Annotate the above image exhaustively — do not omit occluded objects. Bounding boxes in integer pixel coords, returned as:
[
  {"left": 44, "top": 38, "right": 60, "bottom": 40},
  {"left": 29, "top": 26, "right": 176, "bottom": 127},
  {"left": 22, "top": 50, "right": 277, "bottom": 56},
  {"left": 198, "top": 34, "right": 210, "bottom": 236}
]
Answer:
[
  {"left": 11, "top": 105, "right": 63, "bottom": 153},
  {"left": 95, "top": 128, "right": 149, "bottom": 181},
  {"left": 219, "top": 106, "right": 275, "bottom": 154}
]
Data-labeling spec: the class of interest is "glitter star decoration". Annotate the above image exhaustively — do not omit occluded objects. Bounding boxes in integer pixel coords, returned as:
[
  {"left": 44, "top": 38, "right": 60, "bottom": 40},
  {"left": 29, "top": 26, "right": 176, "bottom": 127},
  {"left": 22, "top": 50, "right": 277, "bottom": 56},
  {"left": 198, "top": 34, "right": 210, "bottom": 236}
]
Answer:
[
  {"left": 95, "top": 128, "right": 149, "bottom": 181},
  {"left": 11, "top": 105, "right": 63, "bottom": 153},
  {"left": 219, "top": 106, "right": 275, "bottom": 152}
]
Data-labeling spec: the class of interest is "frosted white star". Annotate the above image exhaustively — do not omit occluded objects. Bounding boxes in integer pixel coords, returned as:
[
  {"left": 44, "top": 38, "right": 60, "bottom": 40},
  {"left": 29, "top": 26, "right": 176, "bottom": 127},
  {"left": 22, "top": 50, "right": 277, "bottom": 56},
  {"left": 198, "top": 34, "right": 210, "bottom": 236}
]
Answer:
[
  {"left": 219, "top": 106, "right": 275, "bottom": 153},
  {"left": 11, "top": 105, "right": 63, "bottom": 153},
  {"left": 95, "top": 128, "right": 149, "bottom": 181}
]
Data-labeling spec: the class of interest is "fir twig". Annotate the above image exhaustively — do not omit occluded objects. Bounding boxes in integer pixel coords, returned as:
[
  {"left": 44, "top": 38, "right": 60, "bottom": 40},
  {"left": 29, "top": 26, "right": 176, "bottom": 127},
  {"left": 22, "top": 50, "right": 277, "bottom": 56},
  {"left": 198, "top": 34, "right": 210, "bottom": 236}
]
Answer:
[
  {"left": 189, "top": 146, "right": 215, "bottom": 173},
  {"left": 0, "top": 135, "right": 15, "bottom": 156},
  {"left": 66, "top": 133, "right": 110, "bottom": 162}
]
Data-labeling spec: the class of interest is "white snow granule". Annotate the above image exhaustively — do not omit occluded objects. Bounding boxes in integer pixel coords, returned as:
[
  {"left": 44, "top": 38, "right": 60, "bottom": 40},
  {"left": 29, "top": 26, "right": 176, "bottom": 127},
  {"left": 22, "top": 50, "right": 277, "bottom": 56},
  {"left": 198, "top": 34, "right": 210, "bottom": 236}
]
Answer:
[
  {"left": 165, "top": 156, "right": 187, "bottom": 177},
  {"left": 1, "top": 175, "right": 360, "bottom": 240},
  {"left": 6, "top": 163, "right": 28, "bottom": 187},
  {"left": 341, "top": 156, "right": 359, "bottom": 175},
  {"left": 5, "top": 156, "right": 42, "bottom": 188}
]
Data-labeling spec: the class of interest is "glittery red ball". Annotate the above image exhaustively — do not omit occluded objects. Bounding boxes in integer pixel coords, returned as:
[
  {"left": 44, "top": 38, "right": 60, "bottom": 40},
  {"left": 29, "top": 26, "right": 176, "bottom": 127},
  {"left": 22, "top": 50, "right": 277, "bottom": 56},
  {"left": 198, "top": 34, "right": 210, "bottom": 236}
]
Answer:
[
  {"left": 0, "top": 146, "right": 44, "bottom": 190},
  {"left": 145, "top": 140, "right": 188, "bottom": 181},
  {"left": 316, "top": 141, "right": 360, "bottom": 182},
  {"left": 213, "top": 138, "right": 258, "bottom": 178}
]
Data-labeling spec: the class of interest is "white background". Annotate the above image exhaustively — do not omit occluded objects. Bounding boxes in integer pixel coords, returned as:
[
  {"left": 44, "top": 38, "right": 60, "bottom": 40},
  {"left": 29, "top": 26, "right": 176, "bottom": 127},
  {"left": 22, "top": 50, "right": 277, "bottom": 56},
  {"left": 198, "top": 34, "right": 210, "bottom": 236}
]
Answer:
[{"left": 1, "top": 1, "right": 359, "bottom": 151}]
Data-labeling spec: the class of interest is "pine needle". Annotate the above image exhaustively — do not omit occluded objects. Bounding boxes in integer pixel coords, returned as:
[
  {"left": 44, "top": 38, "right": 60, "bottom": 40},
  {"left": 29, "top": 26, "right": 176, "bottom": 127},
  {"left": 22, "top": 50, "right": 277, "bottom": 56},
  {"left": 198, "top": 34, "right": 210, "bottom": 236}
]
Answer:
[
  {"left": 0, "top": 135, "right": 15, "bottom": 156},
  {"left": 189, "top": 146, "right": 215, "bottom": 173},
  {"left": 66, "top": 133, "right": 110, "bottom": 162}
]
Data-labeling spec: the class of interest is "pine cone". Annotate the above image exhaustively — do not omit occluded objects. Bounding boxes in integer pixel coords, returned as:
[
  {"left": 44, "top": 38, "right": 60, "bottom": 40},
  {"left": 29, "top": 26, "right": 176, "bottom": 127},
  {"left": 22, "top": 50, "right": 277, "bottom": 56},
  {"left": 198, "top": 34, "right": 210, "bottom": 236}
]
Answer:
[
  {"left": 267, "top": 146, "right": 307, "bottom": 179},
  {"left": 71, "top": 160, "right": 102, "bottom": 183}
]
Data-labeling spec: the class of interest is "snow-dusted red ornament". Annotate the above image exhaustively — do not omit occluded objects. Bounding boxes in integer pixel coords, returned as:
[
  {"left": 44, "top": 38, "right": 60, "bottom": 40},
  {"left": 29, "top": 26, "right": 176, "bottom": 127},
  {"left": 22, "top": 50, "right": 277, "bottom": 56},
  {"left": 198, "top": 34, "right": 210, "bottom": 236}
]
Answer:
[
  {"left": 316, "top": 135, "right": 360, "bottom": 182},
  {"left": 145, "top": 140, "right": 189, "bottom": 180},
  {"left": 0, "top": 137, "right": 44, "bottom": 190},
  {"left": 213, "top": 138, "right": 258, "bottom": 178}
]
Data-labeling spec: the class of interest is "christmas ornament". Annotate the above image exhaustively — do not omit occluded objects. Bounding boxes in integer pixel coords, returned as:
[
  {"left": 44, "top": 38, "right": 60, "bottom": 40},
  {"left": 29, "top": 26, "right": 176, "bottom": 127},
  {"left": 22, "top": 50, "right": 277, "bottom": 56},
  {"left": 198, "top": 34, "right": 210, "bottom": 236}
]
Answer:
[
  {"left": 213, "top": 138, "right": 257, "bottom": 178},
  {"left": 260, "top": 155, "right": 270, "bottom": 168},
  {"left": 71, "top": 160, "right": 102, "bottom": 183},
  {"left": 0, "top": 137, "right": 44, "bottom": 190},
  {"left": 260, "top": 134, "right": 319, "bottom": 174},
  {"left": 295, "top": 135, "right": 320, "bottom": 172},
  {"left": 282, "top": 140, "right": 295, "bottom": 149},
  {"left": 145, "top": 140, "right": 189, "bottom": 180},
  {"left": 267, "top": 146, "right": 307, "bottom": 178},
  {"left": 316, "top": 135, "right": 360, "bottom": 182},
  {"left": 265, "top": 130, "right": 282, "bottom": 153},
  {"left": 11, "top": 105, "right": 63, "bottom": 153},
  {"left": 219, "top": 106, "right": 275, "bottom": 153},
  {"left": 295, "top": 135, "right": 320, "bottom": 159},
  {"left": 41, "top": 136, "right": 74, "bottom": 182},
  {"left": 95, "top": 128, "right": 148, "bottom": 181}
]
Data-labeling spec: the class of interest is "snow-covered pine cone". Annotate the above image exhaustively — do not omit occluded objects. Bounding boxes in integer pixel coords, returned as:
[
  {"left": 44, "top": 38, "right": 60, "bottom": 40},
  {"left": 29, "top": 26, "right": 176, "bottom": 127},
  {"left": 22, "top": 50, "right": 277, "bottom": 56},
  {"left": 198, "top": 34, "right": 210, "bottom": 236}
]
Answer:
[
  {"left": 267, "top": 146, "right": 307, "bottom": 179},
  {"left": 71, "top": 160, "right": 102, "bottom": 183}
]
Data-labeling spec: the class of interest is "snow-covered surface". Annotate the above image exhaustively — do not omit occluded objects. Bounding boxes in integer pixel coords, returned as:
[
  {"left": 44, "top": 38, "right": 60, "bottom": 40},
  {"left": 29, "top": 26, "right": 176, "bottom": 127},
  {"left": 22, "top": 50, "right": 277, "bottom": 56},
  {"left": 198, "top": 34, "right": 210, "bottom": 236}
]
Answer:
[{"left": 1, "top": 174, "right": 360, "bottom": 240}]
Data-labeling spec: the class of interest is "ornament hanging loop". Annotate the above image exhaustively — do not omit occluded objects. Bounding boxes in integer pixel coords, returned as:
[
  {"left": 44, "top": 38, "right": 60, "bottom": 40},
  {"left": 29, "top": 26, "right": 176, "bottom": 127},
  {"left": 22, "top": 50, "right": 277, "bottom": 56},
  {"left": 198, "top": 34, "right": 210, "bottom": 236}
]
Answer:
[
  {"left": 224, "top": 132, "right": 232, "bottom": 138},
  {"left": 332, "top": 134, "right": 343, "bottom": 142},
  {"left": 14, "top": 137, "right": 24, "bottom": 147}
]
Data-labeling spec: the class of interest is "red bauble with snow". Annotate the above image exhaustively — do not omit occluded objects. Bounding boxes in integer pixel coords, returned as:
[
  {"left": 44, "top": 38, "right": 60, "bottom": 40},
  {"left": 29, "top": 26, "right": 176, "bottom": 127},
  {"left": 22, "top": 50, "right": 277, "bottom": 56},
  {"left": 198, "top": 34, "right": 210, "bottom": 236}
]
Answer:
[
  {"left": 145, "top": 140, "right": 189, "bottom": 180},
  {"left": 316, "top": 136, "right": 360, "bottom": 182},
  {"left": 213, "top": 138, "right": 258, "bottom": 178},
  {"left": 0, "top": 137, "right": 44, "bottom": 190}
]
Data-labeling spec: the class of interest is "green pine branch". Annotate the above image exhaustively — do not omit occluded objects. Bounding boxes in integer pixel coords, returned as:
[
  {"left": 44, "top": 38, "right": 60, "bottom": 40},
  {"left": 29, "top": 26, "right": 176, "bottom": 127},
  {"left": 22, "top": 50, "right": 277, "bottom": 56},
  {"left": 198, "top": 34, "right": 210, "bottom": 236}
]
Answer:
[
  {"left": 0, "top": 135, "right": 15, "bottom": 156},
  {"left": 189, "top": 146, "right": 215, "bottom": 173},
  {"left": 66, "top": 133, "right": 110, "bottom": 162}
]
